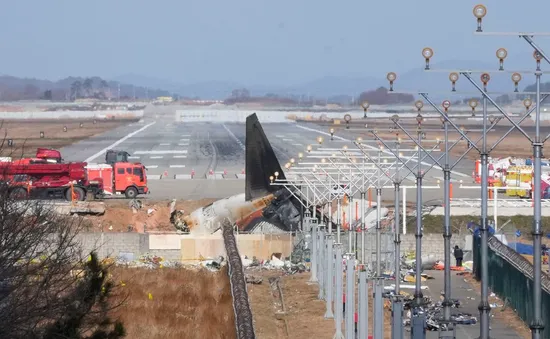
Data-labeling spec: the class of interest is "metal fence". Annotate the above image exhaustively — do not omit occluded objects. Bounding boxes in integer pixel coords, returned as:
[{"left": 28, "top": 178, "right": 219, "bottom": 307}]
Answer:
[{"left": 473, "top": 235, "right": 550, "bottom": 338}]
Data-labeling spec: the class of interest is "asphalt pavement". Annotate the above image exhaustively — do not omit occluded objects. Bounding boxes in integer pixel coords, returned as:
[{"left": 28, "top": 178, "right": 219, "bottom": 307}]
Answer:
[
  {"left": 59, "top": 107, "right": 483, "bottom": 201},
  {"left": 422, "top": 270, "right": 522, "bottom": 338}
]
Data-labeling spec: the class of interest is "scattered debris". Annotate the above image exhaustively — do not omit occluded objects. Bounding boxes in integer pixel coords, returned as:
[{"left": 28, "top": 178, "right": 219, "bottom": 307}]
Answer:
[{"left": 245, "top": 274, "right": 262, "bottom": 284}]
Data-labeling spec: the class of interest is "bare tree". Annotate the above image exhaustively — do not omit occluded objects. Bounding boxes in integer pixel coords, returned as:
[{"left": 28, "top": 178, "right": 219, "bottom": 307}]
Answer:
[{"left": 0, "top": 158, "right": 124, "bottom": 337}]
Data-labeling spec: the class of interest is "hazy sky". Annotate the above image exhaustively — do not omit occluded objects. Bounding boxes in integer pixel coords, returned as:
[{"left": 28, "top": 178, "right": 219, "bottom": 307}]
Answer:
[{"left": 1, "top": 0, "right": 549, "bottom": 85}]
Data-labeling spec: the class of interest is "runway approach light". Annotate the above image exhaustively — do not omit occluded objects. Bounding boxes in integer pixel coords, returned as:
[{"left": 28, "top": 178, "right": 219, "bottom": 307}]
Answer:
[
  {"left": 534, "top": 50, "right": 543, "bottom": 70},
  {"left": 468, "top": 99, "right": 479, "bottom": 116},
  {"left": 422, "top": 47, "right": 434, "bottom": 70},
  {"left": 269, "top": 176, "right": 274, "bottom": 183},
  {"left": 298, "top": 152, "right": 303, "bottom": 159},
  {"left": 449, "top": 72, "right": 459, "bottom": 91},
  {"left": 442, "top": 100, "right": 451, "bottom": 112},
  {"left": 473, "top": 4, "right": 487, "bottom": 32},
  {"left": 387, "top": 72, "right": 397, "bottom": 91},
  {"left": 511, "top": 73, "right": 522, "bottom": 92},
  {"left": 274, "top": 171, "right": 279, "bottom": 178},
  {"left": 496, "top": 48, "right": 508, "bottom": 71},
  {"left": 356, "top": 137, "right": 363, "bottom": 144},
  {"left": 317, "top": 136, "right": 324, "bottom": 144},
  {"left": 307, "top": 145, "right": 312, "bottom": 152},
  {"left": 414, "top": 100, "right": 423, "bottom": 112},
  {"left": 481, "top": 73, "right": 491, "bottom": 88}
]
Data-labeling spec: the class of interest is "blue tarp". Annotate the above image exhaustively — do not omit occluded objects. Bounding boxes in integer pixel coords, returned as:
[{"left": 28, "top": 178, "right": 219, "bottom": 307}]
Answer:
[
  {"left": 507, "top": 242, "right": 535, "bottom": 255},
  {"left": 468, "top": 222, "right": 496, "bottom": 237}
]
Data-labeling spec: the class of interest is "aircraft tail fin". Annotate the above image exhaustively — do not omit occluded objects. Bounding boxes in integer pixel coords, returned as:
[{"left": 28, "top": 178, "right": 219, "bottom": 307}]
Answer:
[{"left": 245, "top": 113, "right": 286, "bottom": 201}]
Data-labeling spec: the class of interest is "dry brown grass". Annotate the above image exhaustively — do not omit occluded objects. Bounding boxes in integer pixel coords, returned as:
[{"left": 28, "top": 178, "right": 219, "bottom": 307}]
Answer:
[
  {"left": 0, "top": 120, "right": 131, "bottom": 157},
  {"left": 110, "top": 266, "right": 236, "bottom": 339},
  {"left": 248, "top": 271, "right": 393, "bottom": 339}
]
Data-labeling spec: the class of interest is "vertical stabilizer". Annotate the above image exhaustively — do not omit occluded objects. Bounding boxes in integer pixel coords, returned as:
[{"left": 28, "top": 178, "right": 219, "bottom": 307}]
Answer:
[{"left": 245, "top": 113, "right": 286, "bottom": 201}]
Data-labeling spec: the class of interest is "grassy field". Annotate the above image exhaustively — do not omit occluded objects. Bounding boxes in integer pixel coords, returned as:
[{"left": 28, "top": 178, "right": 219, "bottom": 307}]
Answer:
[{"left": 110, "top": 266, "right": 236, "bottom": 339}]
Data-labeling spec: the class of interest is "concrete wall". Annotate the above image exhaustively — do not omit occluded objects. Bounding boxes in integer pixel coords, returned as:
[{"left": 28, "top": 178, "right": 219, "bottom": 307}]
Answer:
[{"left": 77, "top": 231, "right": 471, "bottom": 262}]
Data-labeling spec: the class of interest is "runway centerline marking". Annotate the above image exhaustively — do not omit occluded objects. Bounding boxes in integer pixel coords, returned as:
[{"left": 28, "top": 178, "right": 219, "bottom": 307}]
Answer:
[
  {"left": 170, "top": 165, "right": 186, "bottom": 168},
  {"left": 159, "top": 143, "right": 170, "bottom": 146},
  {"left": 294, "top": 124, "right": 470, "bottom": 178},
  {"left": 134, "top": 150, "right": 188, "bottom": 155},
  {"left": 84, "top": 122, "right": 156, "bottom": 162},
  {"left": 178, "top": 143, "right": 189, "bottom": 146},
  {"left": 180, "top": 139, "right": 190, "bottom": 142},
  {"left": 150, "top": 156, "right": 163, "bottom": 159},
  {"left": 128, "top": 156, "right": 140, "bottom": 159},
  {"left": 146, "top": 165, "right": 159, "bottom": 169},
  {"left": 173, "top": 155, "right": 187, "bottom": 158}
]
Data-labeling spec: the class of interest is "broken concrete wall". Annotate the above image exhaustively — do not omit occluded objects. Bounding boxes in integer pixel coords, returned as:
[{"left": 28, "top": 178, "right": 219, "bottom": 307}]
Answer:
[{"left": 180, "top": 233, "right": 294, "bottom": 262}]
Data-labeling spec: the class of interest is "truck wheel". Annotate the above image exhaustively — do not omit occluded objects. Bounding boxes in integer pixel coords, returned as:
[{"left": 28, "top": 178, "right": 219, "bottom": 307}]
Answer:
[
  {"left": 9, "top": 187, "right": 28, "bottom": 200},
  {"left": 125, "top": 187, "right": 138, "bottom": 199},
  {"left": 65, "top": 187, "right": 85, "bottom": 201}
]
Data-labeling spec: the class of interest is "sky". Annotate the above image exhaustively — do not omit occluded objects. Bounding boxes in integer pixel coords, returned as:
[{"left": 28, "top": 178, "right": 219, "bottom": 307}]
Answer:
[{"left": 1, "top": 0, "right": 549, "bottom": 86}]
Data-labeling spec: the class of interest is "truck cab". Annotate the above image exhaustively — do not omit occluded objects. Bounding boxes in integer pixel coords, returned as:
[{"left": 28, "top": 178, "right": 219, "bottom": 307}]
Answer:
[{"left": 113, "top": 162, "right": 148, "bottom": 198}]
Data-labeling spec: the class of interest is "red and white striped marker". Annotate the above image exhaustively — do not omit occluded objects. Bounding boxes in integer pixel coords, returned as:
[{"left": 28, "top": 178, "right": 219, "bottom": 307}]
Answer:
[{"left": 163, "top": 170, "right": 168, "bottom": 178}]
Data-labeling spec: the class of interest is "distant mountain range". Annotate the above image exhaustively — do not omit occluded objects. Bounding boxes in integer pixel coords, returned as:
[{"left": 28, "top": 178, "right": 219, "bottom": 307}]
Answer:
[
  {"left": 0, "top": 75, "right": 171, "bottom": 101},
  {"left": 114, "top": 56, "right": 543, "bottom": 100},
  {"left": 0, "top": 54, "right": 543, "bottom": 102}
]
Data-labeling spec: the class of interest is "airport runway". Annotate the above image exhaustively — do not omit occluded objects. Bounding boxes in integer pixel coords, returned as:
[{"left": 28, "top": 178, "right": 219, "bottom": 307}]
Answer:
[{"left": 60, "top": 107, "right": 482, "bottom": 201}]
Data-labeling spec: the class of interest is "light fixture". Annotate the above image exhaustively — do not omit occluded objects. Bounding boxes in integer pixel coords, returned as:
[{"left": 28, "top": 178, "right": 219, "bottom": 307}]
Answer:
[
  {"left": 534, "top": 50, "right": 543, "bottom": 71},
  {"left": 416, "top": 113, "right": 423, "bottom": 125},
  {"left": 398, "top": 152, "right": 403, "bottom": 157},
  {"left": 321, "top": 158, "right": 326, "bottom": 163},
  {"left": 387, "top": 72, "right": 397, "bottom": 91},
  {"left": 356, "top": 137, "right": 363, "bottom": 144},
  {"left": 422, "top": 47, "right": 434, "bottom": 70},
  {"left": 342, "top": 145, "right": 348, "bottom": 151},
  {"left": 489, "top": 115, "right": 496, "bottom": 124},
  {"left": 290, "top": 158, "right": 295, "bottom": 164},
  {"left": 298, "top": 152, "right": 303, "bottom": 159},
  {"left": 480, "top": 73, "right": 491, "bottom": 89},
  {"left": 449, "top": 72, "right": 459, "bottom": 91},
  {"left": 473, "top": 4, "right": 487, "bottom": 32},
  {"left": 285, "top": 163, "right": 291, "bottom": 169},
  {"left": 269, "top": 175, "right": 274, "bottom": 183},
  {"left": 511, "top": 73, "right": 522, "bottom": 92},
  {"left": 442, "top": 99, "right": 451, "bottom": 112},
  {"left": 496, "top": 48, "right": 508, "bottom": 71},
  {"left": 274, "top": 171, "right": 279, "bottom": 178},
  {"left": 468, "top": 99, "right": 479, "bottom": 116},
  {"left": 307, "top": 145, "right": 312, "bottom": 152},
  {"left": 344, "top": 114, "right": 352, "bottom": 129},
  {"left": 361, "top": 101, "right": 370, "bottom": 118},
  {"left": 391, "top": 114, "right": 400, "bottom": 122},
  {"left": 414, "top": 100, "right": 423, "bottom": 112},
  {"left": 317, "top": 136, "right": 323, "bottom": 144},
  {"left": 330, "top": 128, "right": 334, "bottom": 140}
]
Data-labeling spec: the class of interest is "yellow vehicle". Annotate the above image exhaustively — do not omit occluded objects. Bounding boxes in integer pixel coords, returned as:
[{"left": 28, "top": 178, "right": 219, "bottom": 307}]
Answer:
[{"left": 504, "top": 166, "right": 533, "bottom": 198}]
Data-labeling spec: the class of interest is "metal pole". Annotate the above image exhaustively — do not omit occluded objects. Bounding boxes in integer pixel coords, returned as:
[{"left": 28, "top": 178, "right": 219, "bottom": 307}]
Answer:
[
  {"left": 325, "top": 235, "right": 334, "bottom": 318},
  {"left": 531, "top": 69, "right": 544, "bottom": 339},
  {"left": 310, "top": 224, "right": 319, "bottom": 282},
  {"left": 318, "top": 226, "right": 326, "bottom": 300},
  {"left": 376, "top": 188, "right": 382, "bottom": 275},
  {"left": 412, "top": 130, "right": 426, "bottom": 339},
  {"left": 392, "top": 181, "right": 404, "bottom": 339},
  {"left": 479, "top": 91, "right": 491, "bottom": 339},
  {"left": 358, "top": 270, "right": 369, "bottom": 339},
  {"left": 328, "top": 201, "right": 333, "bottom": 234},
  {"left": 348, "top": 196, "right": 353, "bottom": 253},
  {"left": 441, "top": 118, "right": 456, "bottom": 338},
  {"left": 360, "top": 191, "right": 366, "bottom": 264},
  {"left": 337, "top": 198, "right": 342, "bottom": 243},
  {"left": 374, "top": 277, "right": 384, "bottom": 339},
  {"left": 334, "top": 244, "right": 345, "bottom": 339},
  {"left": 345, "top": 254, "right": 355, "bottom": 339}
]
